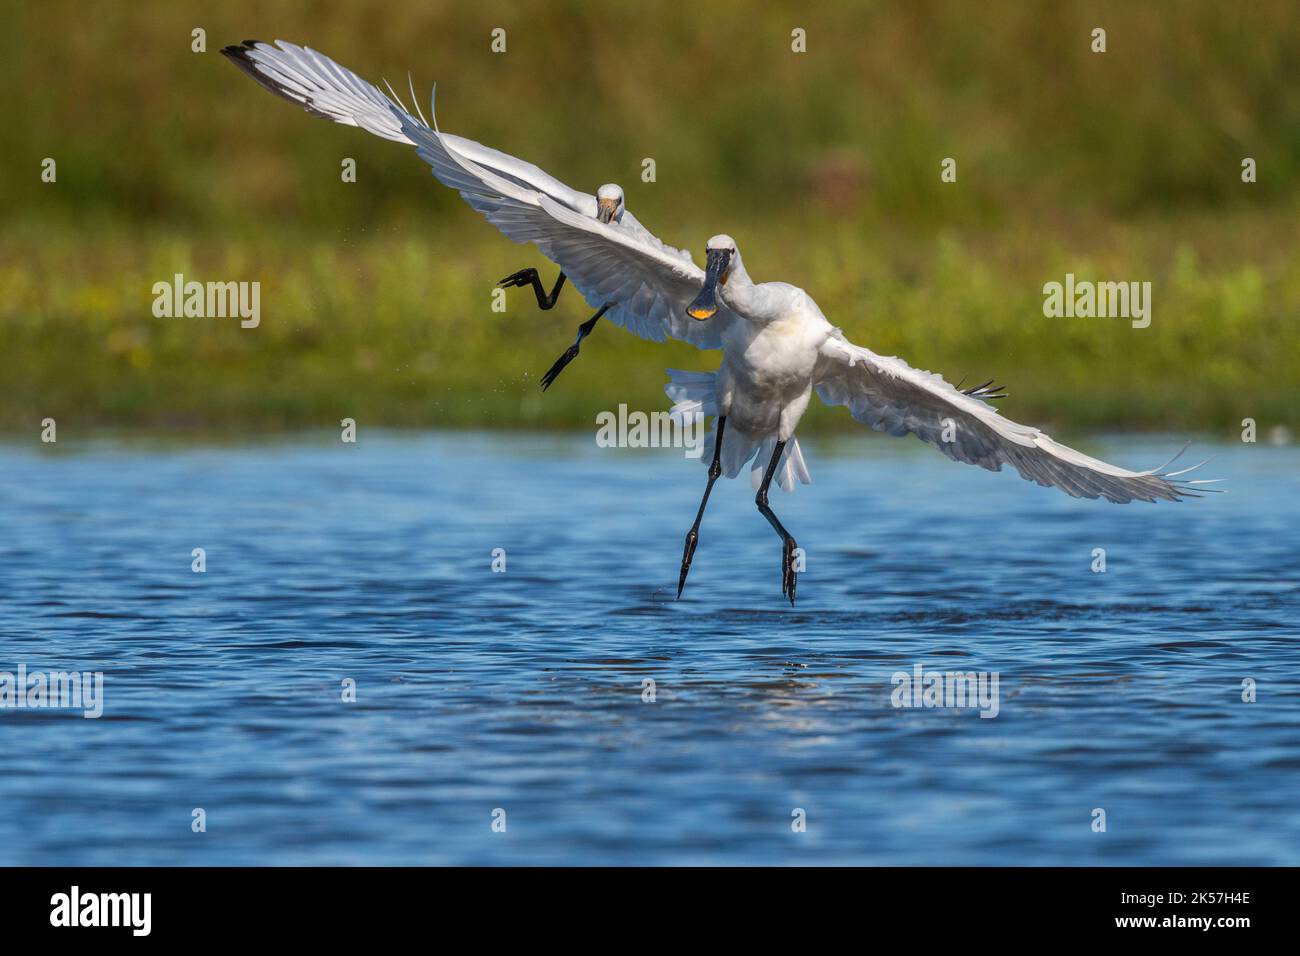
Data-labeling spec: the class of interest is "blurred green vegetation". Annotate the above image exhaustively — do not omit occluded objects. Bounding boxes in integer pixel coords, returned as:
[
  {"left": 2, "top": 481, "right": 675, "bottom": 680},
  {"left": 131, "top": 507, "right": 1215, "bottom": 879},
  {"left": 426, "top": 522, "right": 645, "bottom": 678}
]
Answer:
[{"left": 2, "top": 0, "right": 1297, "bottom": 434}]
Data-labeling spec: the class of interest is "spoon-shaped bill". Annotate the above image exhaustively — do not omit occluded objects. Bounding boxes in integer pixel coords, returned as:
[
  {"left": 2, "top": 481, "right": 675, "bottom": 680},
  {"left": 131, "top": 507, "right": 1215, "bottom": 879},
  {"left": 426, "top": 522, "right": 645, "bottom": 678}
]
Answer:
[{"left": 686, "top": 248, "right": 731, "bottom": 320}]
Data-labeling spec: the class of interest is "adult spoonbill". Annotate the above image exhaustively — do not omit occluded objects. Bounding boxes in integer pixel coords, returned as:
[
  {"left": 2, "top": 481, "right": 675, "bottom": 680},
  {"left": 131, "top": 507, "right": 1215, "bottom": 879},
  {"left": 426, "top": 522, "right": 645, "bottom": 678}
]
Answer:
[
  {"left": 225, "top": 40, "right": 1217, "bottom": 605},
  {"left": 221, "top": 40, "right": 700, "bottom": 389}
]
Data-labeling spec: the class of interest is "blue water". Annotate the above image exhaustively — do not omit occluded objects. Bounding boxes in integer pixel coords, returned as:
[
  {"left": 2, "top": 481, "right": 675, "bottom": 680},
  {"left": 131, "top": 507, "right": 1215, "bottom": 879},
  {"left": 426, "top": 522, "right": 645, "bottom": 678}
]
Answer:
[{"left": 0, "top": 431, "right": 1296, "bottom": 865}]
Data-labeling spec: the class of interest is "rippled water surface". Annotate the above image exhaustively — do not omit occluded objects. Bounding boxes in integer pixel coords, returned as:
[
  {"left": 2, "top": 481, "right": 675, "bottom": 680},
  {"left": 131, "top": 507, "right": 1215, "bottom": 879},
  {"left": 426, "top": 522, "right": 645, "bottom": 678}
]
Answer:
[{"left": 1, "top": 432, "right": 1296, "bottom": 865}]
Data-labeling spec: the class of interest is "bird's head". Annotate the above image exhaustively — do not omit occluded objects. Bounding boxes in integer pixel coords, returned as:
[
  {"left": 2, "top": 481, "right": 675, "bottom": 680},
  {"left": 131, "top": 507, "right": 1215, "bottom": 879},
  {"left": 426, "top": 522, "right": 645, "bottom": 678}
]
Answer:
[
  {"left": 596, "top": 184, "right": 625, "bottom": 224},
  {"left": 687, "top": 234, "right": 739, "bottom": 320}
]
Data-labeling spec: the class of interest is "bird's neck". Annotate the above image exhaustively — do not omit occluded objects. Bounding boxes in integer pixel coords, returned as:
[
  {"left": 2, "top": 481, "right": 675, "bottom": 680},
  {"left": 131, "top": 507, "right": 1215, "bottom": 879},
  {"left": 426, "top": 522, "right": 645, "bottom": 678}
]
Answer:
[{"left": 721, "top": 261, "right": 758, "bottom": 314}]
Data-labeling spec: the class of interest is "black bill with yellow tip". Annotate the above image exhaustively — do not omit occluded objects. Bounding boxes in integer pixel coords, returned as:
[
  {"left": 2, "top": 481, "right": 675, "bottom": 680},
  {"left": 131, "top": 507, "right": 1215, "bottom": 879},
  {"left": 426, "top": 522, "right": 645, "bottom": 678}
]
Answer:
[{"left": 687, "top": 248, "right": 731, "bottom": 320}]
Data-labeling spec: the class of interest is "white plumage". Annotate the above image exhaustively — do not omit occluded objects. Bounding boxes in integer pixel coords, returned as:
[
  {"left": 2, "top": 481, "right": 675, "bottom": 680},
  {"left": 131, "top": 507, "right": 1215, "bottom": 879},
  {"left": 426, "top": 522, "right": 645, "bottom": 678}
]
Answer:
[{"left": 812, "top": 332, "right": 1213, "bottom": 503}]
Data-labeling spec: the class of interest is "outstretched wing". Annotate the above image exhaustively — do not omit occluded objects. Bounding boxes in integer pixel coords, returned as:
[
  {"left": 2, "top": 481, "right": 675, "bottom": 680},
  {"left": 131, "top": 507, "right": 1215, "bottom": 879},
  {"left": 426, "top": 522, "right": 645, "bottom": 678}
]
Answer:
[
  {"left": 222, "top": 39, "right": 711, "bottom": 345},
  {"left": 814, "top": 332, "right": 1219, "bottom": 503},
  {"left": 395, "top": 104, "right": 723, "bottom": 349},
  {"left": 222, "top": 40, "right": 594, "bottom": 206}
]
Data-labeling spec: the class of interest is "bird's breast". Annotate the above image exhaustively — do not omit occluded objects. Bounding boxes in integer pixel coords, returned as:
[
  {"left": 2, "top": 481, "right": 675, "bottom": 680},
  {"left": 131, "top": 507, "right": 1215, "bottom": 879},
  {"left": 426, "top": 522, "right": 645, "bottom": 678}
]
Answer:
[{"left": 721, "top": 314, "right": 822, "bottom": 403}]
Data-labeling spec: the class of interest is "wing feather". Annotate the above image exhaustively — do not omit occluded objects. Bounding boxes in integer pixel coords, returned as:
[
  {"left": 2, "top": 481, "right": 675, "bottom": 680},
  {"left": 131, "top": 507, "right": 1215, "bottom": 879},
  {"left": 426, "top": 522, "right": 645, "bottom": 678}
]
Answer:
[
  {"left": 397, "top": 107, "right": 723, "bottom": 349},
  {"left": 223, "top": 39, "right": 710, "bottom": 345},
  {"left": 814, "top": 332, "right": 1218, "bottom": 503},
  {"left": 223, "top": 39, "right": 584, "bottom": 200},
  {"left": 227, "top": 42, "right": 702, "bottom": 261}
]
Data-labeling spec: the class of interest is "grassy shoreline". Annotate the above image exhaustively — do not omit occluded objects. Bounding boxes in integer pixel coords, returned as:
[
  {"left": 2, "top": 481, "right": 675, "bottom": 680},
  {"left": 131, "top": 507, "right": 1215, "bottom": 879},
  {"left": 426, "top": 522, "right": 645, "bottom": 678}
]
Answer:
[
  {"left": 4, "top": 2, "right": 1297, "bottom": 435},
  {"left": 2, "top": 213, "right": 1296, "bottom": 434}
]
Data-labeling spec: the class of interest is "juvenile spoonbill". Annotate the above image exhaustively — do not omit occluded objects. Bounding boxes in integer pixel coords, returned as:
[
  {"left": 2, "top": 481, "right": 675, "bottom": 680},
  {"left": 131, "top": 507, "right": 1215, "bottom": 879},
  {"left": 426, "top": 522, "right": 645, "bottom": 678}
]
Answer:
[{"left": 221, "top": 40, "right": 698, "bottom": 388}]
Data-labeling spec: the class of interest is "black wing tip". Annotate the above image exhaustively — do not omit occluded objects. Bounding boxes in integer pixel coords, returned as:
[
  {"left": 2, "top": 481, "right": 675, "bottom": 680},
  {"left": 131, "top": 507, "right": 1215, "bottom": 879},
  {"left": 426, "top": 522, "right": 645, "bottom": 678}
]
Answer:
[
  {"left": 221, "top": 40, "right": 336, "bottom": 123},
  {"left": 1155, "top": 456, "right": 1226, "bottom": 502},
  {"left": 220, "top": 42, "right": 261, "bottom": 68},
  {"left": 960, "top": 377, "right": 1008, "bottom": 401},
  {"left": 221, "top": 40, "right": 264, "bottom": 57}
]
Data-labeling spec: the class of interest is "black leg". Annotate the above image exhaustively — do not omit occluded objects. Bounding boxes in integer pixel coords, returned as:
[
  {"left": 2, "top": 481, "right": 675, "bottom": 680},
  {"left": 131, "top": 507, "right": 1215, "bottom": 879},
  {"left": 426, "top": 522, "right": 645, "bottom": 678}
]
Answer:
[
  {"left": 539, "top": 303, "right": 611, "bottom": 391},
  {"left": 677, "top": 416, "right": 727, "bottom": 599},
  {"left": 498, "top": 268, "right": 567, "bottom": 310},
  {"left": 755, "top": 440, "right": 799, "bottom": 606}
]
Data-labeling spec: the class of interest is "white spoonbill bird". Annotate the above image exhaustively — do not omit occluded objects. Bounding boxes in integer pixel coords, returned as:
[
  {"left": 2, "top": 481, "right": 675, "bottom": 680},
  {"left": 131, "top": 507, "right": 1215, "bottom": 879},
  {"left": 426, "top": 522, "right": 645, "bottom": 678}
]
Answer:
[
  {"left": 222, "top": 39, "right": 700, "bottom": 388},
  {"left": 225, "top": 41, "right": 1218, "bottom": 605}
]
